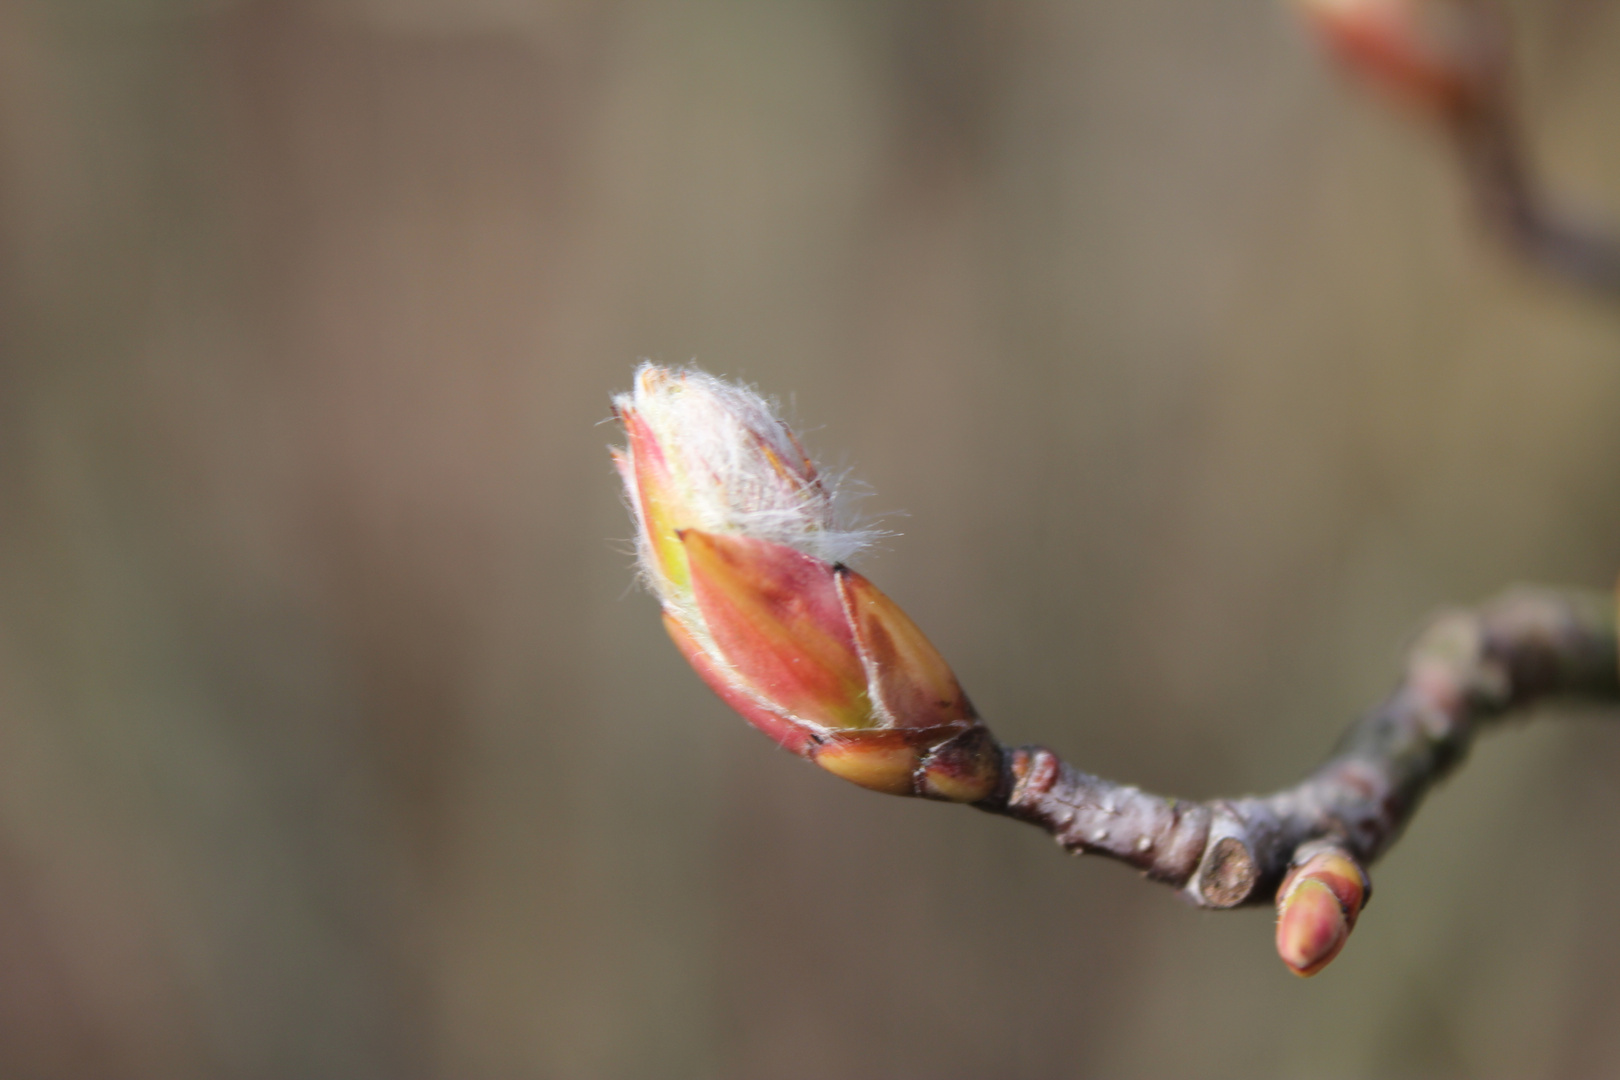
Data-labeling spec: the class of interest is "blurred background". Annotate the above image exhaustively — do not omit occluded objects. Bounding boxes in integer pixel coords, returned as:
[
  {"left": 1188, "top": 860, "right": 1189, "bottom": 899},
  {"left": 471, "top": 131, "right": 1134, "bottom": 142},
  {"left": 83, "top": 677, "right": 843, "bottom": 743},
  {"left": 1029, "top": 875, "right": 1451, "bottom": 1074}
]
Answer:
[{"left": 3, "top": 0, "right": 1620, "bottom": 1076}]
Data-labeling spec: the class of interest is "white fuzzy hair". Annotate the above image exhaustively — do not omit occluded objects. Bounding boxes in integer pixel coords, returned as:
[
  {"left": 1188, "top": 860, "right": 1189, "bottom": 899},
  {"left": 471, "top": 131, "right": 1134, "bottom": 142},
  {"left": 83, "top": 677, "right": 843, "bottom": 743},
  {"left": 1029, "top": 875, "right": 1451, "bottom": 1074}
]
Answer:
[{"left": 614, "top": 363, "right": 879, "bottom": 600}]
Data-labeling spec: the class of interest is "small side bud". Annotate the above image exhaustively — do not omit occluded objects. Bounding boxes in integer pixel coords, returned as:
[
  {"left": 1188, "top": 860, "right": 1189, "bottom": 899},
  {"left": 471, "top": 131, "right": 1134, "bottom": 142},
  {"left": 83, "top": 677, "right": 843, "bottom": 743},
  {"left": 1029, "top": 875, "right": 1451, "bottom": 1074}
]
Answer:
[{"left": 1275, "top": 844, "right": 1370, "bottom": 977}]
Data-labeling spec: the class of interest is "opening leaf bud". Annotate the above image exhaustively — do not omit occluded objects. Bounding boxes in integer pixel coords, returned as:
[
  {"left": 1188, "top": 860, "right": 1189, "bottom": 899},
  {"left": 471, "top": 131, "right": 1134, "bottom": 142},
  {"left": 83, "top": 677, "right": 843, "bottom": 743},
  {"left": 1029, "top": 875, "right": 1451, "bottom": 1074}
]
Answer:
[{"left": 613, "top": 365, "right": 1000, "bottom": 802}]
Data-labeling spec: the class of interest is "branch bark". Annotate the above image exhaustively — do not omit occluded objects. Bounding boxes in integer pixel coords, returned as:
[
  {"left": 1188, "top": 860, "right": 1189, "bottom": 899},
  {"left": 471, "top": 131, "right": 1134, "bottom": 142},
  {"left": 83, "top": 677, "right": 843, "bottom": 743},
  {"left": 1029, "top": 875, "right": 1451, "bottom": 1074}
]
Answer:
[
  {"left": 973, "top": 586, "right": 1619, "bottom": 910},
  {"left": 1453, "top": 106, "right": 1620, "bottom": 297}
]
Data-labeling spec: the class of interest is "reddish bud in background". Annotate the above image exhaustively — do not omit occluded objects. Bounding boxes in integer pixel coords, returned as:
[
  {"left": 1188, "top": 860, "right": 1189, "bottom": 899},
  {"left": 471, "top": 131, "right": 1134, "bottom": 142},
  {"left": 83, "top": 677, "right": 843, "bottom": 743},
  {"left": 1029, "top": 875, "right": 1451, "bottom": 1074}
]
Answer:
[
  {"left": 613, "top": 364, "right": 1001, "bottom": 802},
  {"left": 1294, "top": 0, "right": 1508, "bottom": 120}
]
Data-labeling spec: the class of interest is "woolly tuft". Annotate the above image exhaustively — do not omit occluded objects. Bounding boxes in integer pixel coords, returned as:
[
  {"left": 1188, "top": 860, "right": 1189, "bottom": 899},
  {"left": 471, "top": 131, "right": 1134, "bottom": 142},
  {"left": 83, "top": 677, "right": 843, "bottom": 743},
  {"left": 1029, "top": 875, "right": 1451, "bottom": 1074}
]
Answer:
[{"left": 613, "top": 363, "right": 880, "bottom": 609}]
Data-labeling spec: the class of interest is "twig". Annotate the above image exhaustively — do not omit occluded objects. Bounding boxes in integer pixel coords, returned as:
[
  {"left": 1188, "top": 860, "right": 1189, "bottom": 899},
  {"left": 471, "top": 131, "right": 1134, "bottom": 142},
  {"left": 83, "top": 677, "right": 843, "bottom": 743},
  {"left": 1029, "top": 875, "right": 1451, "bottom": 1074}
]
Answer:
[
  {"left": 1298, "top": 0, "right": 1620, "bottom": 297},
  {"left": 1452, "top": 105, "right": 1620, "bottom": 295},
  {"left": 972, "top": 586, "right": 1618, "bottom": 910}
]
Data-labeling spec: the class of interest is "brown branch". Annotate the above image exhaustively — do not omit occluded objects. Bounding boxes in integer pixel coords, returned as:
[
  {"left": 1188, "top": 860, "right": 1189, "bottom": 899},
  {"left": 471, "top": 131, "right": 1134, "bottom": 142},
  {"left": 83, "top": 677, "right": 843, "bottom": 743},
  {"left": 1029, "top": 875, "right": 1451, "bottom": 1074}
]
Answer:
[
  {"left": 971, "top": 586, "right": 1618, "bottom": 910},
  {"left": 1297, "top": 0, "right": 1620, "bottom": 297},
  {"left": 1452, "top": 103, "right": 1620, "bottom": 296}
]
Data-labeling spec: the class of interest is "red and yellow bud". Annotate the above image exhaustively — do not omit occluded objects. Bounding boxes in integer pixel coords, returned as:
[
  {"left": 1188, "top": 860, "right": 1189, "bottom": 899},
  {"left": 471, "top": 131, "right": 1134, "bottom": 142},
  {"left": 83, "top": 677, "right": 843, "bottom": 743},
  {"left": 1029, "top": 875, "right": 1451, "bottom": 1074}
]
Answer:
[
  {"left": 613, "top": 365, "right": 1000, "bottom": 802},
  {"left": 1275, "top": 845, "right": 1370, "bottom": 977},
  {"left": 1293, "top": 0, "right": 1507, "bottom": 120}
]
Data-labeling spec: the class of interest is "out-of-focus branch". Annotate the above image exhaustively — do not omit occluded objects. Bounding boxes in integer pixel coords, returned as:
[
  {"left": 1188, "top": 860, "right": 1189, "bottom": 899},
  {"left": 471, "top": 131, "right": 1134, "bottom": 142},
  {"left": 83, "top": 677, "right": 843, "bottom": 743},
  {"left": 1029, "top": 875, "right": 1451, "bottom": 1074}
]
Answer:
[
  {"left": 1296, "top": 0, "right": 1620, "bottom": 296},
  {"left": 1452, "top": 104, "right": 1620, "bottom": 292},
  {"left": 973, "top": 587, "right": 1617, "bottom": 971}
]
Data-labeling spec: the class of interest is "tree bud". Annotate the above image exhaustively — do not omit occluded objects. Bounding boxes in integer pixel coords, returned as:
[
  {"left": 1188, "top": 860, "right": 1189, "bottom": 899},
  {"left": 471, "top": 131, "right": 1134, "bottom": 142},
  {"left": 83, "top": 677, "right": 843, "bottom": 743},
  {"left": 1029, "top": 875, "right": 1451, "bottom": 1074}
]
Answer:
[
  {"left": 1275, "top": 844, "right": 1370, "bottom": 976},
  {"left": 613, "top": 365, "right": 1000, "bottom": 801},
  {"left": 1294, "top": 0, "right": 1508, "bottom": 120}
]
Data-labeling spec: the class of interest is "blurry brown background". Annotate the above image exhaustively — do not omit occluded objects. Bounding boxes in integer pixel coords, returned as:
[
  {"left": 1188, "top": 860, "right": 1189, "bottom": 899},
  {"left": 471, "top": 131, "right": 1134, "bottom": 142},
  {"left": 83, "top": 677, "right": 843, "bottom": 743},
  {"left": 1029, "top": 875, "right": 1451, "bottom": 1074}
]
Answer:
[{"left": 3, "top": 0, "right": 1620, "bottom": 1077}]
